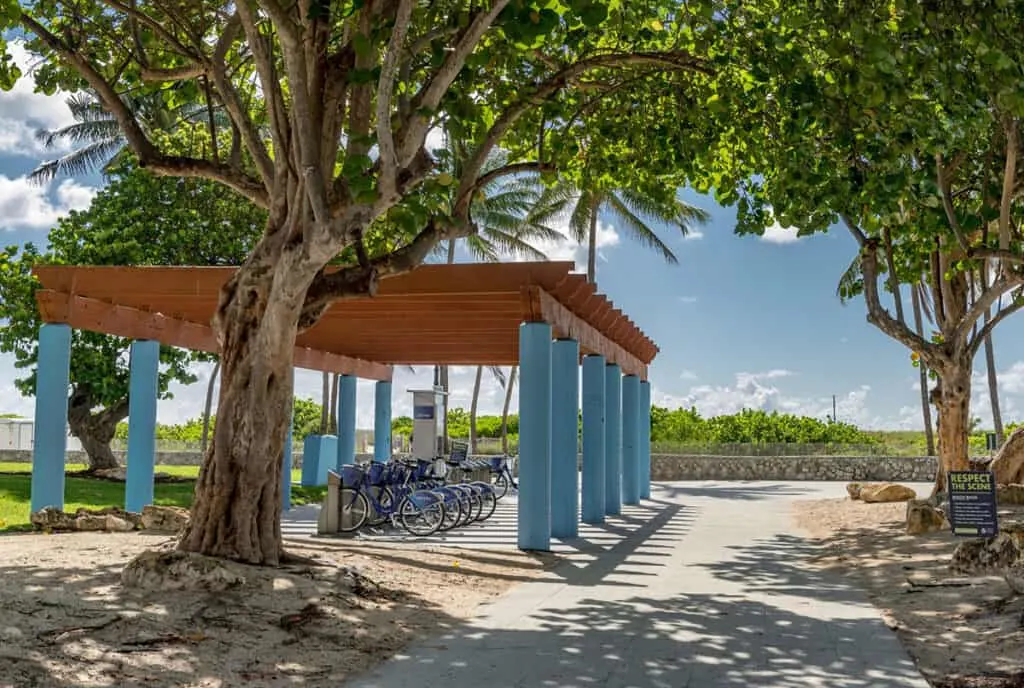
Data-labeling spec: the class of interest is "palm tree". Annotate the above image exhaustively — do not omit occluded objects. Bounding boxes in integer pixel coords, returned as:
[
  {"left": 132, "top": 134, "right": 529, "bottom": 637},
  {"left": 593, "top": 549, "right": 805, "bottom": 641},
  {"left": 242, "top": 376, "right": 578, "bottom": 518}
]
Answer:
[
  {"left": 432, "top": 133, "right": 569, "bottom": 451},
  {"left": 556, "top": 184, "right": 709, "bottom": 283},
  {"left": 30, "top": 90, "right": 225, "bottom": 183}
]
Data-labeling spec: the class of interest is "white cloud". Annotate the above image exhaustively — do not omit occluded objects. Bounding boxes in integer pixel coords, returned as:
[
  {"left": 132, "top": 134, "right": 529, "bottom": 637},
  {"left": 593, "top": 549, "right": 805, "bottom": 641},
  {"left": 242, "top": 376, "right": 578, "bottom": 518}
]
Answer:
[
  {"left": 0, "top": 40, "right": 77, "bottom": 158},
  {"left": 683, "top": 229, "right": 704, "bottom": 241},
  {"left": 0, "top": 177, "right": 97, "bottom": 231},
  {"left": 679, "top": 370, "right": 698, "bottom": 381},
  {"left": 760, "top": 220, "right": 800, "bottom": 244},
  {"left": 678, "top": 295, "right": 698, "bottom": 304}
]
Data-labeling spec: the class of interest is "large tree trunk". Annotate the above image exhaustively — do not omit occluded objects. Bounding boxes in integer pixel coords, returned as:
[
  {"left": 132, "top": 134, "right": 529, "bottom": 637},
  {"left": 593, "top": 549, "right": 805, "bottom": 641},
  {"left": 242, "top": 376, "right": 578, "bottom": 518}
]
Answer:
[
  {"left": 500, "top": 366, "right": 517, "bottom": 455},
  {"left": 178, "top": 251, "right": 312, "bottom": 566},
  {"left": 910, "top": 288, "right": 936, "bottom": 456},
  {"left": 67, "top": 391, "right": 127, "bottom": 472},
  {"left": 982, "top": 308, "right": 1004, "bottom": 446},
  {"left": 469, "top": 365, "right": 483, "bottom": 454},
  {"left": 200, "top": 359, "right": 220, "bottom": 454},
  {"left": 934, "top": 364, "right": 972, "bottom": 477}
]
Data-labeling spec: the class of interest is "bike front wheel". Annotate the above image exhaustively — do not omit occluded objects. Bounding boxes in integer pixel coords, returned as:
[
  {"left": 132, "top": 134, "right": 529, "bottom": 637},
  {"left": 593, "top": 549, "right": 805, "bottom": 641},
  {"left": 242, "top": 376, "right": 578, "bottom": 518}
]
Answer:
[
  {"left": 338, "top": 487, "right": 369, "bottom": 532},
  {"left": 398, "top": 492, "right": 445, "bottom": 537}
]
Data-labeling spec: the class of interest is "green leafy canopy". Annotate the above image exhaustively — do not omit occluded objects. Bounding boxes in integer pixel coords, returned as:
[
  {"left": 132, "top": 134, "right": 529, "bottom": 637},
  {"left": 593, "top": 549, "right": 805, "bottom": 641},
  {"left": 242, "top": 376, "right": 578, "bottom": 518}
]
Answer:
[{"left": 0, "top": 163, "right": 265, "bottom": 410}]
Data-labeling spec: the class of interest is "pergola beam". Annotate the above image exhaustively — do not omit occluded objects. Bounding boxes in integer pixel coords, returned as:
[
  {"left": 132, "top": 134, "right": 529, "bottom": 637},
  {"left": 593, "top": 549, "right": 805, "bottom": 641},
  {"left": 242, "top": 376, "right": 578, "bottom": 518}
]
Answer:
[
  {"left": 36, "top": 290, "right": 393, "bottom": 381},
  {"left": 527, "top": 286, "right": 648, "bottom": 379}
]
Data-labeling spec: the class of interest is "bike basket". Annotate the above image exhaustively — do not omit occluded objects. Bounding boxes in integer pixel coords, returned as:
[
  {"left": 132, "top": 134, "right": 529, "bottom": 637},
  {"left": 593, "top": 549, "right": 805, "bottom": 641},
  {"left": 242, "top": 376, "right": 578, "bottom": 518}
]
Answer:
[
  {"left": 339, "top": 465, "right": 364, "bottom": 488},
  {"left": 367, "top": 462, "right": 387, "bottom": 486},
  {"left": 489, "top": 456, "right": 505, "bottom": 472}
]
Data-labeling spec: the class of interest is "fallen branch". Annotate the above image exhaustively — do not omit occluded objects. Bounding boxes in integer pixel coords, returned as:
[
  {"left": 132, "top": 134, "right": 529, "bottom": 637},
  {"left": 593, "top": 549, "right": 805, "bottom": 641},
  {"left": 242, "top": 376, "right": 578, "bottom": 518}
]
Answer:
[{"left": 38, "top": 615, "right": 121, "bottom": 641}]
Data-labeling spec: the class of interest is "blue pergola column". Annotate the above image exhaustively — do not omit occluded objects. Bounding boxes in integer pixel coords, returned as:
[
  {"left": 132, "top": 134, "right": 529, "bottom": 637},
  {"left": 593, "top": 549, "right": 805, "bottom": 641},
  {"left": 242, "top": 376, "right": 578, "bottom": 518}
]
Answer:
[
  {"left": 550, "top": 338, "right": 580, "bottom": 539},
  {"left": 374, "top": 380, "right": 393, "bottom": 461},
  {"left": 621, "top": 374, "right": 641, "bottom": 506},
  {"left": 580, "top": 354, "right": 606, "bottom": 525},
  {"left": 640, "top": 380, "right": 652, "bottom": 499},
  {"left": 30, "top": 324, "right": 72, "bottom": 513},
  {"left": 518, "top": 322, "right": 552, "bottom": 551},
  {"left": 604, "top": 364, "right": 622, "bottom": 516},
  {"left": 283, "top": 398, "right": 294, "bottom": 511},
  {"left": 336, "top": 374, "right": 357, "bottom": 468},
  {"left": 125, "top": 340, "right": 160, "bottom": 513}
]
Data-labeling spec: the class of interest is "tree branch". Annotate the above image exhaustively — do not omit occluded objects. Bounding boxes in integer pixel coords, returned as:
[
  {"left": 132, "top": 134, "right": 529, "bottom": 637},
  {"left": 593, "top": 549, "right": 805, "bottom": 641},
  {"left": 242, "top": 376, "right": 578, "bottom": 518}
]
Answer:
[
  {"left": 859, "top": 240, "right": 941, "bottom": 364},
  {"left": 19, "top": 13, "right": 269, "bottom": 207},
  {"left": 999, "top": 117, "right": 1018, "bottom": 253},
  {"left": 450, "top": 51, "right": 713, "bottom": 218},
  {"left": 841, "top": 213, "right": 868, "bottom": 246},
  {"left": 397, "top": 0, "right": 514, "bottom": 166},
  {"left": 375, "top": 0, "right": 415, "bottom": 204},
  {"left": 969, "top": 290, "right": 1024, "bottom": 358},
  {"left": 954, "top": 271, "right": 1024, "bottom": 354},
  {"left": 936, "top": 153, "right": 970, "bottom": 251},
  {"left": 140, "top": 64, "right": 207, "bottom": 82},
  {"left": 299, "top": 216, "right": 473, "bottom": 327},
  {"left": 97, "top": 0, "right": 195, "bottom": 58}
]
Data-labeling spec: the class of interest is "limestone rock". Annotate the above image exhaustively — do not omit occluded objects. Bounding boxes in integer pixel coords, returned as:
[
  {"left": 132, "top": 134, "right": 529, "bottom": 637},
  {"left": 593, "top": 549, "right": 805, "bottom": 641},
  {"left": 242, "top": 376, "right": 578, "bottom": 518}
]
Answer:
[
  {"left": 861, "top": 483, "right": 917, "bottom": 503},
  {"left": 991, "top": 426, "right": 1024, "bottom": 485},
  {"left": 140, "top": 505, "right": 190, "bottom": 533},
  {"left": 29, "top": 506, "right": 140, "bottom": 532},
  {"left": 951, "top": 533, "right": 1023, "bottom": 575},
  {"left": 906, "top": 500, "right": 947, "bottom": 535},
  {"left": 30, "top": 507, "right": 70, "bottom": 530},
  {"left": 122, "top": 550, "right": 246, "bottom": 591},
  {"left": 847, "top": 482, "right": 882, "bottom": 500},
  {"left": 997, "top": 484, "right": 1024, "bottom": 506},
  {"left": 1006, "top": 561, "right": 1024, "bottom": 594}
]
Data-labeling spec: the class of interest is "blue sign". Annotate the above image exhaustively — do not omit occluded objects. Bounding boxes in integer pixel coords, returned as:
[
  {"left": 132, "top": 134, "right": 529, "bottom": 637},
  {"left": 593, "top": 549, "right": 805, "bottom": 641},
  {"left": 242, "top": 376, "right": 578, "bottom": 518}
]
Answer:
[
  {"left": 947, "top": 471, "right": 999, "bottom": 538},
  {"left": 413, "top": 404, "right": 434, "bottom": 420}
]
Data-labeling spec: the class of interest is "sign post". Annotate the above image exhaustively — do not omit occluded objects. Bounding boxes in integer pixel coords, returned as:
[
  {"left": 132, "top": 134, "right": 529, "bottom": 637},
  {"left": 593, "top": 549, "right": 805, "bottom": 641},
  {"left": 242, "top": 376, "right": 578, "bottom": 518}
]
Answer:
[{"left": 947, "top": 471, "right": 999, "bottom": 538}]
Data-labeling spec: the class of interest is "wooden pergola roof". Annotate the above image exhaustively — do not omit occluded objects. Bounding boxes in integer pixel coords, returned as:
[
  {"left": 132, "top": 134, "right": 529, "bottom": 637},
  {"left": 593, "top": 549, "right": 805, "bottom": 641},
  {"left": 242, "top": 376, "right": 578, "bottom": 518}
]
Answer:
[{"left": 33, "top": 261, "right": 658, "bottom": 381}]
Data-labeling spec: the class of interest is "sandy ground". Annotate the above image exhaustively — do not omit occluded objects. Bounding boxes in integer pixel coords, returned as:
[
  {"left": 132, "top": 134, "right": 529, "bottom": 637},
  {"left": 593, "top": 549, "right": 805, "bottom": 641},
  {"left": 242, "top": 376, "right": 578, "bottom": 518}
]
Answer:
[
  {"left": 793, "top": 498, "right": 1024, "bottom": 688},
  {"left": 0, "top": 532, "right": 556, "bottom": 688}
]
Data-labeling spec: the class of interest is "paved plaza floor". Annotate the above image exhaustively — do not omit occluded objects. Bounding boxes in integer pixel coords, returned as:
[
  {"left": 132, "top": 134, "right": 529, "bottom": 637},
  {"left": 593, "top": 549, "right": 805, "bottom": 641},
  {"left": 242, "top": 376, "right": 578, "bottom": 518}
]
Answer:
[{"left": 284, "top": 481, "right": 932, "bottom": 687}]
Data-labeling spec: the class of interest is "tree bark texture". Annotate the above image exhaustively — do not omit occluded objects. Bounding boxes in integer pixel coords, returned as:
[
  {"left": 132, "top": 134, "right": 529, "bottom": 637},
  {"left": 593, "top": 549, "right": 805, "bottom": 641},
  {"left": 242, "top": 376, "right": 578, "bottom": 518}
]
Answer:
[
  {"left": 469, "top": 365, "right": 483, "bottom": 454},
  {"left": 178, "top": 248, "right": 312, "bottom": 566},
  {"left": 501, "top": 366, "right": 517, "bottom": 455},
  {"left": 910, "top": 288, "right": 936, "bottom": 456},
  {"left": 586, "top": 200, "right": 598, "bottom": 283},
  {"left": 200, "top": 359, "right": 221, "bottom": 454},
  {"left": 935, "top": 364, "right": 972, "bottom": 475},
  {"left": 67, "top": 391, "right": 127, "bottom": 472},
  {"left": 982, "top": 308, "right": 1004, "bottom": 446},
  {"left": 319, "top": 371, "right": 331, "bottom": 435}
]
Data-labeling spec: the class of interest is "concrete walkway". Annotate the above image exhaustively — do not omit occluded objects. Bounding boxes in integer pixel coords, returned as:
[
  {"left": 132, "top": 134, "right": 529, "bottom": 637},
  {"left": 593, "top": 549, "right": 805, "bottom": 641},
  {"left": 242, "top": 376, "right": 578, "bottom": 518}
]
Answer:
[{"left": 342, "top": 481, "right": 931, "bottom": 688}]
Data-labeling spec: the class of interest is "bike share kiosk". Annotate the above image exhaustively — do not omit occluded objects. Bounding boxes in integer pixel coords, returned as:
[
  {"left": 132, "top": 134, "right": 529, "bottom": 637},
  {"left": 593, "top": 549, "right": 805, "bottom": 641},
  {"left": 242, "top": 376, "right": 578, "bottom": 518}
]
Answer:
[{"left": 410, "top": 386, "right": 446, "bottom": 461}]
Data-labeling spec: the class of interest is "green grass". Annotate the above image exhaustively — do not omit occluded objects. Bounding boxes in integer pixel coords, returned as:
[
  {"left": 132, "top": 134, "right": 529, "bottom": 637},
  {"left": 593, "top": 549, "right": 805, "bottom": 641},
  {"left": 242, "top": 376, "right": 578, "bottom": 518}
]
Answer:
[
  {"left": 0, "top": 462, "right": 303, "bottom": 483},
  {"left": 0, "top": 466, "right": 324, "bottom": 533}
]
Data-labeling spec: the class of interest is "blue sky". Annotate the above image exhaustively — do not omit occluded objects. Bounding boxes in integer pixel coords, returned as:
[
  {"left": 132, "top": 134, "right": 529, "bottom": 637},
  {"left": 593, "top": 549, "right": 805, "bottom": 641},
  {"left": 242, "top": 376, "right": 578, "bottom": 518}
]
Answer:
[{"left": 1, "top": 42, "right": 1022, "bottom": 431}]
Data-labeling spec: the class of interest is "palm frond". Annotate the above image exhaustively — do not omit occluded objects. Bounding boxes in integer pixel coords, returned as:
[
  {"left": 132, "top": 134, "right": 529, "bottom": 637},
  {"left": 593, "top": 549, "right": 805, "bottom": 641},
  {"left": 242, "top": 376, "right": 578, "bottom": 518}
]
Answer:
[
  {"left": 29, "top": 138, "right": 127, "bottom": 184},
  {"left": 617, "top": 187, "right": 710, "bottom": 235},
  {"left": 605, "top": 192, "right": 678, "bottom": 264},
  {"left": 835, "top": 253, "right": 863, "bottom": 304},
  {"left": 478, "top": 229, "right": 550, "bottom": 260},
  {"left": 488, "top": 366, "right": 507, "bottom": 388}
]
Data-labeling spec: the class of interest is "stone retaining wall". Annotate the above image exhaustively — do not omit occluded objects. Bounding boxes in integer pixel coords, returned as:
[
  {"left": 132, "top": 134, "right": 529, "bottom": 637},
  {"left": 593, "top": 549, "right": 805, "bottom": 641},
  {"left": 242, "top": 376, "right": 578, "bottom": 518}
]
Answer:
[
  {"left": 1, "top": 449, "right": 940, "bottom": 482},
  {"left": 649, "top": 454, "right": 938, "bottom": 482}
]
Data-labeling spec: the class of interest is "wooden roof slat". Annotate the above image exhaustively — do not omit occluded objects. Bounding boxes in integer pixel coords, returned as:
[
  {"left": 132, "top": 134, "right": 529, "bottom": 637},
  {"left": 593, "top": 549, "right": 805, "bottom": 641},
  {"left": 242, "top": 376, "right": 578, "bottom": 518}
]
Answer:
[
  {"left": 33, "top": 262, "right": 657, "bottom": 372},
  {"left": 39, "top": 291, "right": 393, "bottom": 380}
]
